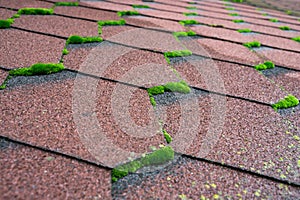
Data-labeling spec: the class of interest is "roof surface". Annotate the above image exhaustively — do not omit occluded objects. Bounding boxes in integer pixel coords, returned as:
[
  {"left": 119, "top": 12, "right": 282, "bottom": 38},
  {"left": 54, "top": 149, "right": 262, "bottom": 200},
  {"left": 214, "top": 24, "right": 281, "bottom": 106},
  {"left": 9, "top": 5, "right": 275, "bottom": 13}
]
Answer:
[{"left": 0, "top": 0, "right": 299, "bottom": 199}]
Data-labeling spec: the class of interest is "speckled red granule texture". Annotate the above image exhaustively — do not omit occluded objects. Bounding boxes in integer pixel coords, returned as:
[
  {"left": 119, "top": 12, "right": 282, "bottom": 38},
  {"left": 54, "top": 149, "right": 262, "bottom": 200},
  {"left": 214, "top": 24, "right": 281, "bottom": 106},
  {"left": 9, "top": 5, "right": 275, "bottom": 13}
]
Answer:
[
  {"left": 54, "top": 6, "right": 120, "bottom": 21},
  {"left": 13, "top": 15, "right": 99, "bottom": 38},
  {"left": 157, "top": 95, "right": 299, "bottom": 183},
  {"left": 81, "top": 1, "right": 133, "bottom": 11},
  {"left": 182, "top": 38, "right": 263, "bottom": 65},
  {"left": 0, "top": 8, "right": 16, "bottom": 19},
  {"left": 172, "top": 58, "right": 287, "bottom": 103},
  {"left": 101, "top": 25, "right": 136, "bottom": 39},
  {"left": 137, "top": 9, "right": 187, "bottom": 21},
  {"left": 125, "top": 16, "right": 187, "bottom": 32},
  {"left": 115, "top": 157, "right": 299, "bottom": 199},
  {"left": 0, "top": 0, "right": 53, "bottom": 9},
  {"left": 0, "top": 143, "right": 111, "bottom": 200},
  {"left": 257, "top": 48, "right": 300, "bottom": 70},
  {"left": 0, "top": 69, "right": 8, "bottom": 85},
  {"left": 270, "top": 71, "right": 300, "bottom": 98},
  {"left": 0, "top": 29, "right": 65, "bottom": 69}
]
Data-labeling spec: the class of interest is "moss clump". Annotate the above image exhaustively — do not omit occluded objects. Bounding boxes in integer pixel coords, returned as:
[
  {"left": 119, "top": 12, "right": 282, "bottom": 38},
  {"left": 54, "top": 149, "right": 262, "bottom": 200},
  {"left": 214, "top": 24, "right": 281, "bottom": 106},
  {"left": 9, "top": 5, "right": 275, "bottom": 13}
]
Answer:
[
  {"left": 62, "top": 48, "right": 69, "bottom": 55},
  {"left": 183, "top": 12, "right": 198, "bottom": 16},
  {"left": 132, "top": 5, "right": 150, "bottom": 9},
  {"left": 254, "top": 61, "right": 275, "bottom": 70},
  {"left": 66, "top": 35, "right": 103, "bottom": 45},
  {"left": 117, "top": 10, "right": 139, "bottom": 17},
  {"left": 163, "top": 130, "right": 172, "bottom": 144},
  {"left": 291, "top": 36, "right": 300, "bottom": 42},
  {"left": 188, "top": 2, "right": 197, "bottom": 4},
  {"left": 209, "top": 24, "right": 224, "bottom": 28},
  {"left": 55, "top": 2, "right": 78, "bottom": 6},
  {"left": 149, "top": 96, "right": 156, "bottom": 107},
  {"left": 164, "top": 50, "right": 192, "bottom": 58},
  {"left": 232, "top": 19, "right": 244, "bottom": 23},
  {"left": 269, "top": 18, "right": 278, "bottom": 23},
  {"left": 243, "top": 41, "right": 261, "bottom": 48},
  {"left": 272, "top": 95, "right": 299, "bottom": 111},
  {"left": 229, "top": 13, "right": 239, "bottom": 16},
  {"left": 0, "top": 19, "right": 14, "bottom": 29},
  {"left": 225, "top": 7, "right": 235, "bottom": 10},
  {"left": 173, "top": 30, "right": 196, "bottom": 37},
  {"left": 179, "top": 19, "right": 199, "bottom": 26},
  {"left": 111, "top": 146, "right": 174, "bottom": 182},
  {"left": 17, "top": 8, "right": 54, "bottom": 15},
  {"left": 0, "top": 76, "right": 12, "bottom": 90},
  {"left": 98, "top": 19, "right": 126, "bottom": 26},
  {"left": 12, "top": 14, "right": 20, "bottom": 19},
  {"left": 9, "top": 63, "right": 64, "bottom": 76},
  {"left": 262, "top": 13, "right": 268, "bottom": 16},
  {"left": 147, "top": 81, "right": 191, "bottom": 97},
  {"left": 186, "top": 6, "right": 197, "bottom": 10},
  {"left": 237, "top": 29, "right": 252, "bottom": 33},
  {"left": 279, "top": 26, "right": 290, "bottom": 31}
]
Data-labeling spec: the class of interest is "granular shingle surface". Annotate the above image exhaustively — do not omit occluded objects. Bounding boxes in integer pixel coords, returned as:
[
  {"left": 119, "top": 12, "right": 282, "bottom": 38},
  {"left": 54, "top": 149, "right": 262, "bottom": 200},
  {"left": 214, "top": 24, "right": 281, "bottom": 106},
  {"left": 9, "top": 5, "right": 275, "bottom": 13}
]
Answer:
[{"left": 1, "top": 0, "right": 300, "bottom": 199}]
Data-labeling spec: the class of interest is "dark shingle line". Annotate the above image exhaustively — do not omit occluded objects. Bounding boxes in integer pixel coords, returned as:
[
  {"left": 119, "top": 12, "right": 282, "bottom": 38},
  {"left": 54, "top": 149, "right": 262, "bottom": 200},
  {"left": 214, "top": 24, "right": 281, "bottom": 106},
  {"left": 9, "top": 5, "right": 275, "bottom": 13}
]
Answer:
[
  {"left": 99, "top": 0, "right": 300, "bottom": 29},
  {"left": 11, "top": 26, "right": 68, "bottom": 40},
  {"left": 0, "top": 135, "right": 113, "bottom": 170},
  {"left": 183, "top": 154, "right": 300, "bottom": 188}
]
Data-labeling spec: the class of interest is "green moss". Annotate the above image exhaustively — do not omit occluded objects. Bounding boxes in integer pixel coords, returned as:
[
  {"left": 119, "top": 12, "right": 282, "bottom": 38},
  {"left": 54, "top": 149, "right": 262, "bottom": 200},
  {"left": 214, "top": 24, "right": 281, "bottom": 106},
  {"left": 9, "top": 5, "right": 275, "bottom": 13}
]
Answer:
[
  {"left": 12, "top": 14, "right": 20, "bottom": 19},
  {"left": 229, "top": 13, "right": 239, "bottom": 16},
  {"left": 117, "top": 10, "right": 139, "bottom": 17},
  {"left": 279, "top": 26, "right": 290, "bottom": 31},
  {"left": 237, "top": 29, "right": 251, "bottom": 33},
  {"left": 243, "top": 41, "right": 261, "bottom": 48},
  {"left": 163, "top": 130, "right": 172, "bottom": 144},
  {"left": 209, "top": 24, "right": 224, "bottom": 28},
  {"left": 291, "top": 36, "right": 300, "bottom": 42},
  {"left": 0, "top": 75, "right": 12, "bottom": 90},
  {"left": 98, "top": 19, "right": 126, "bottom": 26},
  {"left": 147, "top": 85, "right": 165, "bottom": 96},
  {"left": 183, "top": 12, "right": 198, "bottom": 16},
  {"left": 147, "top": 81, "right": 191, "bottom": 96},
  {"left": 111, "top": 146, "right": 174, "bottom": 182},
  {"left": 186, "top": 6, "right": 197, "bottom": 10},
  {"left": 286, "top": 10, "right": 292, "bottom": 15},
  {"left": 164, "top": 81, "right": 191, "bottom": 94},
  {"left": 254, "top": 61, "right": 275, "bottom": 70},
  {"left": 179, "top": 19, "right": 199, "bottom": 26},
  {"left": 54, "top": 2, "right": 78, "bottom": 6},
  {"left": 132, "top": 4, "right": 150, "bottom": 8},
  {"left": 225, "top": 7, "right": 235, "bottom": 10},
  {"left": 66, "top": 35, "right": 103, "bottom": 45},
  {"left": 173, "top": 30, "right": 196, "bottom": 37},
  {"left": 188, "top": 2, "right": 197, "bottom": 4},
  {"left": 0, "top": 19, "right": 14, "bottom": 29},
  {"left": 62, "top": 48, "right": 69, "bottom": 55},
  {"left": 272, "top": 95, "right": 299, "bottom": 111},
  {"left": 9, "top": 63, "right": 65, "bottom": 76},
  {"left": 262, "top": 13, "right": 268, "bottom": 16},
  {"left": 149, "top": 96, "right": 156, "bottom": 107},
  {"left": 232, "top": 19, "right": 244, "bottom": 23},
  {"left": 17, "top": 8, "right": 54, "bottom": 15},
  {"left": 164, "top": 50, "right": 192, "bottom": 58},
  {"left": 269, "top": 18, "right": 278, "bottom": 22}
]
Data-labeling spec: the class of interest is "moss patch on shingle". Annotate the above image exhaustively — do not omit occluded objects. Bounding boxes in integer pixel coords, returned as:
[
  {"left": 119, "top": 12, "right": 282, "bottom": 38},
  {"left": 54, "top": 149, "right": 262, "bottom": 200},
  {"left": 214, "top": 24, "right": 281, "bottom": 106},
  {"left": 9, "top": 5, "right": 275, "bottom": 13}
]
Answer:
[
  {"left": 17, "top": 8, "right": 54, "bottom": 15},
  {"left": 254, "top": 61, "right": 275, "bottom": 70},
  {"left": 272, "top": 95, "right": 299, "bottom": 111},
  {"left": 279, "top": 26, "right": 290, "bottom": 31},
  {"left": 173, "top": 30, "right": 196, "bottom": 37},
  {"left": 183, "top": 12, "right": 198, "bottom": 16},
  {"left": 9, "top": 63, "right": 65, "bottom": 76},
  {"left": 117, "top": 10, "right": 139, "bottom": 17},
  {"left": 0, "top": 19, "right": 14, "bottom": 29},
  {"left": 54, "top": 2, "right": 79, "bottom": 6},
  {"left": 179, "top": 19, "right": 199, "bottom": 26},
  {"left": 237, "top": 29, "right": 252, "bottom": 33},
  {"left": 291, "top": 36, "right": 300, "bottom": 42},
  {"left": 232, "top": 19, "right": 244, "bottom": 23},
  {"left": 243, "top": 41, "right": 261, "bottom": 48},
  {"left": 132, "top": 5, "right": 150, "bottom": 9},
  {"left": 66, "top": 35, "right": 103, "bottom": 45}
]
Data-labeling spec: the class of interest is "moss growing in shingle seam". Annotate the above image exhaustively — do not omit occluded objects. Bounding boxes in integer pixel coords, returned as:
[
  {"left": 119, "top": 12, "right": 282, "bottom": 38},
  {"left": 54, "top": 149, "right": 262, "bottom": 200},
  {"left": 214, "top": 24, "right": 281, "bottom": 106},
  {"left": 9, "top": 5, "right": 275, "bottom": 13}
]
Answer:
[
  {"left": 55, "top": 2, "right": 79, "bottom": 6},
  {"left": 243, "top": 41, "right": 261, "bottom": 48},
  {"left": 98, "top": 19, "right": 126, "bottom": 26},
  {"left": 188, "top": 2, "right": 197, "bottom": 4},
  {"left": 254, "top": 61, "right": 275, "bottom": 70},
  {"left": 272, "top": 95, "right": 299, "bottom": 111},
  {"left": 232, "top": 19, "right": 244, "bottom": 23},
  {"left": 279, "top": 26, "right": 290, "bottom": 31},
  {"left": 209, "top": 24, "right": 224, "bottom": 28},
  {"left": 17, "top": 8, "right": 54, "bottom": 15},
  {"left": 186, "top": 6, "right": 197, "bottom": 10},
  {"left": 237, "top": 29, "right": 252, "bottom": 33},
  {"left": 12, "top": 14, "right": 20, "bottom": 19},
  {"left": 291, "top": 36, "right": 300, "bottom": 42},
  {"left": 66, "top": 35, "right": 103, "bottom": 45},
  {"left": 163, "top": 130, "right": 172, "bottom": 144},
  {"left": 111, "top": 146, "right": 174, "bottom": 182},
  {"left": 179, "top": 19, "right": 199, "bottom": 26},
  {"left": 147, "top": 80, "right": 191, "bottom": 97},
  {"left": 173, "top": 30, "right": 196, "bottom": 37},
  {"left": 225, "top": 7, "right": 235, "bottom": 10},
  {"left": 269, "top": 18, "right": 278, "bottom": 22},
  {"left": 0, "top": 19, "right": 14, "bottom": 29},
  {"left": 262, "top": 13, "right": 268, "bottom": 16},
  {"left": 132, "top": 4, "right": 150, "bottom": 9},
  {"left": 117, "top": 10, "right": 139, "bottom": 17},
  {"left": 229, "top": 13, "right": 239, "bottom": 16},
  {"left": 9, "top": 63, "right": 65, "bottom": 76},
  {"left": 164, "top": 50, "right": 192, "bottom": 58},
  {"left": 183, "top": 12, "right": 198, "bottom": 16},
  {"left": 62, "top": 48, "right": 69, "bottom": 55},
  {"left": 0, "top": 75, "right": 12, "bottom": 90}
]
